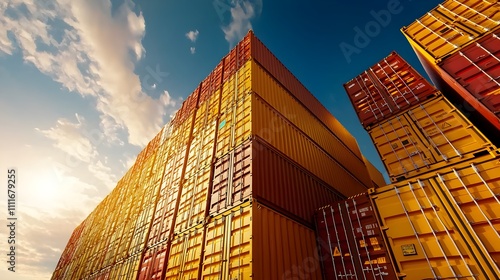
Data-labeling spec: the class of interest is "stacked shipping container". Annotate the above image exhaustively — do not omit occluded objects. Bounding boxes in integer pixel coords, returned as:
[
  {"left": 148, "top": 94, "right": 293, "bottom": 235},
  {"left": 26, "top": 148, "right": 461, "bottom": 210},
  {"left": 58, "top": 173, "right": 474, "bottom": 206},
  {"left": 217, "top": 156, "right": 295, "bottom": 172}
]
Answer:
[
  {"left": 52, "top": 31, "right": 383, "bottom": 280},
  {"left": 401, "top": 0, "right": 500, "bottom": 139},
  {"left": 329, "top": 23, "right": 500, "bottom": 277}
]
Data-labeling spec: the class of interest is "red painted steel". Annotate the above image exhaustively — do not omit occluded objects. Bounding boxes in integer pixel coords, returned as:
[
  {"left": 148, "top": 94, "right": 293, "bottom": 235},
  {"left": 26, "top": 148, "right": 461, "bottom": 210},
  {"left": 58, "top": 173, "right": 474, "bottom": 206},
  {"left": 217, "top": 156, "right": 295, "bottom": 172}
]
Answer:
[
  {"left": 137, "top": 243, "right": 169, "bottom": 280},
  {"left": 439, "top": 32, "right": 500, "bottom": 120},
  {"left": 344, "top": 52, "right": 438, "bottom": 128},
  {"left": 316, "top": 194, "right": 398, "bottom": 280},
  {"left": 209, "top": 137, "right": 344, "bottom": 226}
]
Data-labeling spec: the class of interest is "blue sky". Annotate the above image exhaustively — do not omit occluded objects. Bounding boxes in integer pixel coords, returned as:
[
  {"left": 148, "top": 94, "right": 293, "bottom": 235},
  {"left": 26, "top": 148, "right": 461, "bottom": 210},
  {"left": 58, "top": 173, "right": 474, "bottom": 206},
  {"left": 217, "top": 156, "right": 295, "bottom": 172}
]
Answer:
[{"left": 0, "top": 0, "right": 444, "bottom": 278}]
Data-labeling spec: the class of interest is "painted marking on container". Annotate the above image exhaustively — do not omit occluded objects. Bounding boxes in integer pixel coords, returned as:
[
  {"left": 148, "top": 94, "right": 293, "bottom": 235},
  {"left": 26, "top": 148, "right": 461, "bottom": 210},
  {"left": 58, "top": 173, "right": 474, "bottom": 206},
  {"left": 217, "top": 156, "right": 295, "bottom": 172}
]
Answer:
[
  {"left": 442, "top": 121, "right": 451, "bottom": 129},
  {"left": 401, "top": 244, "right": 417, "bottom": 256},
  {"left": 333, "top": 247, "right": 341, "bottom": 257},
  {"left": 219, "top": 120, "right": 226, "bottom": 129}
]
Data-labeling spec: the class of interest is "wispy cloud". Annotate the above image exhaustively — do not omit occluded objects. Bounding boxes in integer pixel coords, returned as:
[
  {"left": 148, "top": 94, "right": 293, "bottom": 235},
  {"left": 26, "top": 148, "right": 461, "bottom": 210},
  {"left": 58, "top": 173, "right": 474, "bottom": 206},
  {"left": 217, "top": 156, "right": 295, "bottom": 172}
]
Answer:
[
  {"left": 0, "top": 0, "right": 177, "bottom": 147},
  {"left": 222, "top": 0, "right": 262, "bottom": 47},
  {"left": 36, "top": 114, "right": 98, "bottom": 163},
  {"left": 190, "top": 46, "right": 196, "bottom": 54},
  {"left": 185, "top": 29, "right": 199, "bottom": 42}
]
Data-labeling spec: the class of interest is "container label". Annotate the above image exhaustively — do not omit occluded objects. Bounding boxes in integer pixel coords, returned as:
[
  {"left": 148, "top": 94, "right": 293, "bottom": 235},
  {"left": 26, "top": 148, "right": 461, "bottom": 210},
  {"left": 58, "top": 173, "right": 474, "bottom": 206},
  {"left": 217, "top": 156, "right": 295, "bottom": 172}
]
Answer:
[{"left": 401, "top": 244, "right": 417, "bottom": 256}]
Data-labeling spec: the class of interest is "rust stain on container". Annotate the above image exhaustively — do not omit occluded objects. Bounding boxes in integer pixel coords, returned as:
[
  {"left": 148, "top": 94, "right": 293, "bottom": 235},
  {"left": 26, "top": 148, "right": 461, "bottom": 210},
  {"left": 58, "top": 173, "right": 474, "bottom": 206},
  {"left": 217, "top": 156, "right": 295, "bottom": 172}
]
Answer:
[{"left": 316, "top": 194, "right": 398, "bottom": 280}]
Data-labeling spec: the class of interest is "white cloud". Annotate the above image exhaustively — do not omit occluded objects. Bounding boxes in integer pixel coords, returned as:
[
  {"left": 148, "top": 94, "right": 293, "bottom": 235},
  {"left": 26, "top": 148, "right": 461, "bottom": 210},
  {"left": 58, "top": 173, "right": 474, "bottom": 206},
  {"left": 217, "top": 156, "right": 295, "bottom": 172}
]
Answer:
[
  {"left": 222, "top": 0, "right": 262, "bottom": 46},
  {"left": 88, "top": 159, "right": 116, "bottom": 190},
  {"left": 190, "top": 46, "right": 196, "bottom": 54},
  {"left": 185, "top": 29, "right": 199, "bottom": 42},
  {"left": 36, "top": 114, "right": 99, "bottom": 163},
  {"left": 0, "top": 0, "right": 176, "bottom": 147}
]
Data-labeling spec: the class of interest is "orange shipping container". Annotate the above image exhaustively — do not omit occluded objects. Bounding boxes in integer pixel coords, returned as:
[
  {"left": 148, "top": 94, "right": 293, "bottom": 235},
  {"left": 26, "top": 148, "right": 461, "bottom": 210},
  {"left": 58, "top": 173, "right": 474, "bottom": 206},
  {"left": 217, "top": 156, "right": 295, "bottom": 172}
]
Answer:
[
  {"left": 202, "top": 201, "right": 322, "bottom": 280},
  {"left": 370, "top": 179, "right": 498, "bottom": 280},
  {"left": 250, "top": 60, "right": 370, "bottom": 187},
  {"left": 362, "top": 154, "right": 387, "bottom": 188},
  {"left": 429, "top": 156, "right": 500, "bottom": 273},
  {"left": 209, "top": 138, "right": 344, "bottom": 226},
  {"left": 401, "top": 0, "right": 500, "bottom": 62},
  {"left": 249, "top": 31, "right": 363, "bottom": 159},
  {"left": 370, "top": 95, "right": 496, "bottom": 181}
]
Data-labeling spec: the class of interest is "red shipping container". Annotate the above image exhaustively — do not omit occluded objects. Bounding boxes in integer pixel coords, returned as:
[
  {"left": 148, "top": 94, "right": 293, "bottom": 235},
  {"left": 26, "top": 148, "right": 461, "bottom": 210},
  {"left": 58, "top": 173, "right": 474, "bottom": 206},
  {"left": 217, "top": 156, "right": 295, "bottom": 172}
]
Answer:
[
  {"left": 344, "top": 52, "right": 438, "bottom": 128},
  {"left": 439, "top": 31, "right": 500, "bottom": 120},
  {"left": 316, "top": 194, "right": 398, "bottom": 280}
]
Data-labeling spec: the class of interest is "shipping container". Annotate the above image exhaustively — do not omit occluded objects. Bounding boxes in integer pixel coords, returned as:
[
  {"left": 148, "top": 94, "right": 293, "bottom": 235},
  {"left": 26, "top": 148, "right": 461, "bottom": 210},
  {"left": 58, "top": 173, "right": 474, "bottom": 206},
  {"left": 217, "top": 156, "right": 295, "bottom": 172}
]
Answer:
[
  {"left": 362, "top": 155, "right": 387, "bottom": 188},
  {"left": 209, "top": 138, "right": 345, "bottom": 225},
  {"left": 250, "top": 60, "right": 370, "bottom": 186},
  {"left": 252, "top": 94, "right": 372, "bottom": 193},
  {"left": 174, "top": 167, "right": 211, "bottom": 234},
  {"left": 427, "top": 156, "right": 500, "bottom": 274},
  {"left": 438, "top": 30, "right": 500, "bottom": 117},
  {"left": 370, "top": 95, "right": 497, "bottom": 181},
  {"left": 202, "top": 201, "right": 322, "bottom": 280},
  {"left": 401, "top": 0, "right": 500, "bottom": 62},
  {"left": 165, "top": 228, "right": 205, "bottom": 280},
  {"left": 315, "top": 194, "right": 398, "bottom": 280},
  {"left": 370, "top": 179, "right": 499, "bottom": 280},
  {"left": 344, "top": 52, "right": 439, "bottom": 128},
  {"left": 248, "top": 31, "right": 363, "bottom": 159},
  {"left": 137, "top": 242, "right": 169, "bottom": 280}
]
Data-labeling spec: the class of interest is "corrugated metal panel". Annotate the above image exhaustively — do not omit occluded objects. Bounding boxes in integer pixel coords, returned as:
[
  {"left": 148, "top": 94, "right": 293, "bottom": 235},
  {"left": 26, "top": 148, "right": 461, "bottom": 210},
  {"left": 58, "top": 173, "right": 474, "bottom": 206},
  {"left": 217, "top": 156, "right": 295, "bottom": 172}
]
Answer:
[
  {"left": 202, "top": 201, "right": 322, "bottom": 280},
  {"left": 251, "top": 60, "right": 371, "bottom": 188},
  {"left": 316, "top": 194, "right": 398, "bottom": 280},
  {"left": 165, "top": 229, "right": 204, "bottom": 280},
  {"left": 253, "top": 94, "right": 371, "bottom": 195},
  {"left": 209, "top": 138, "right": 344, "bottom": 226},
  {"left": 249, "top": 31, "right": 363, "bottom": 159},
  {"left": 216, "top": 88, "right": 252, "bottom": 158},
  {"left": 362, "top": 155, "right": 387, "bottom": 188},
  {"left": 371, "top": 180, "right": 495, "bottom": 280},
  {"left": 405, "top": 96, "right": 494, "bottom": 161},
  {"left": 431, "top": 157, "right": 500, "bottom": 273},
  {"left": 252, "top": 201, "right": 323, "bottom": 280},
  {"left": 138, "top": 242, "right": 169, "bottom": 280},
  {"left": 344, "top": 52, "right": 439, "bottom": 128},
  {"left": 370, "top": 95, "right": 496, "bottom": 181},
  {"left": 202, "top": 202, "right": 253, "bottom": 280},
  {"left": 439, "top": 31, "right": 500, "bottom": 116},
  {"left": 401, "top": 0, "right": 500, "bottom": 61},
  {"left": 174, "top": 167, "right": 211, "bottom": 234}
]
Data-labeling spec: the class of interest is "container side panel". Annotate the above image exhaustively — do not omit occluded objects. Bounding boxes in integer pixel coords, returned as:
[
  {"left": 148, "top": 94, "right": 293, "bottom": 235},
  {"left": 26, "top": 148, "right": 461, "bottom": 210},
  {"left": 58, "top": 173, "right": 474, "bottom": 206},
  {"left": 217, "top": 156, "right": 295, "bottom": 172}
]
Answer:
[
  {"left": 253, "top": 203, "right": 323, "bottom": 280},
  {"left": 402, "top": 1, "right": 500, "bottom": 60},
  {"left": 433, "top": 159, "right": 500, "bottom": 271},
  {"left": 372, "top": 182, "right": 484, "bottom": 280}
]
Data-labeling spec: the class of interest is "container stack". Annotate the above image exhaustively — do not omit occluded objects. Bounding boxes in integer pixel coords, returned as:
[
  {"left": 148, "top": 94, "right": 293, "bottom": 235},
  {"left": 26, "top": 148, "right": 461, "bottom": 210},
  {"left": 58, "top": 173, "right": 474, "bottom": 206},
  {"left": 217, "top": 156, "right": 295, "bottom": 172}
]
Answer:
[
  {"left": 52, "top": 31, "right": 382, "bottom": 280},
  {"left": 317, "top": 50, "right": 500, "bottom": 280},
  {"left": 401, "top": 0, "right": 500, "bottom": 143}
]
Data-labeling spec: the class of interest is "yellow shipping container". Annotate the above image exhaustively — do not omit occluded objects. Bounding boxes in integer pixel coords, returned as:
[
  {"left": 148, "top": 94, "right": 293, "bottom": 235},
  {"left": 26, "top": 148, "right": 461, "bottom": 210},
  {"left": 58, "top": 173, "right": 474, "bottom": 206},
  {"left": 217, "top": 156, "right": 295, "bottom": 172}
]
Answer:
[
  {"left": 370, "top": 95, "right": 496, "bottom": 181},
  {"left": 174, "top": 167, "right": 212, "bottom": 234},
  {"left": 430, "top": 157, "right": 500, "bottom": 273},
  {"left": 401, "top": 0, "right": 500, "bottom": 61},
  {"left": 369, "top": 170, "right": 500, "bottom": 280},
  {"left": 202, "top": 201, "right": 322, "bottom": 280},
  {"left": 165, "top": 228, "right": 205, "bottom": 280}
]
